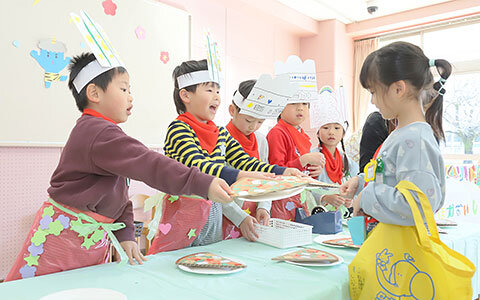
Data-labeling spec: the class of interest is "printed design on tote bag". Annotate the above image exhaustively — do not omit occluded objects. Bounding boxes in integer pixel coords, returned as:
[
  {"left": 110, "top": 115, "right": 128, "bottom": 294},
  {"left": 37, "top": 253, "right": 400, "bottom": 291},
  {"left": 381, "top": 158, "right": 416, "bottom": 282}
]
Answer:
[{"left": 376, "top": 248, "right": 435, "bottom": 300}]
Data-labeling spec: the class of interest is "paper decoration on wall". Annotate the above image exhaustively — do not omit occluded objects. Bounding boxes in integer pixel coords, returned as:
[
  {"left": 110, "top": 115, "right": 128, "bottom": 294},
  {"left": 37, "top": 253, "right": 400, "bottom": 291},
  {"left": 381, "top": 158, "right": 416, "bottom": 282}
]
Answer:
[
  {"left": 205, "top": 31, "right": 223, "bottom": 86},
  {"left": 233, "top": 74, "right": 296, "bottom": 119},
  {"left": 135, "top": 26, "right": 146, "bottom": 40},
  {"left": 12, "top": 40, "right": 19, "bottom": 47},
  {"left": 310, "top": 86, "right": 348, "bottom": 130},
  {"left": 33, "top": 0, "right": 41, "bottom": 5},
  {"left": 80, "top": 42, "right": 86, "bottom": 48},
  {"left": 274, "top": 55, "right": 318, "bottom": 103},
  {"left": 30, "top": 38, "right": 71, "bottom": 88},
  {"left": 176, "top": 252, "right": 246, "bottom": 270},
  {"left": 102, "top": 0, "right": 118, "bottom": 16},
  {"left": 160, "top": 51, "right": 169, "bottom": 64},
  {"left": 70, "top": 10, "right": 124, "bottom": 68}
]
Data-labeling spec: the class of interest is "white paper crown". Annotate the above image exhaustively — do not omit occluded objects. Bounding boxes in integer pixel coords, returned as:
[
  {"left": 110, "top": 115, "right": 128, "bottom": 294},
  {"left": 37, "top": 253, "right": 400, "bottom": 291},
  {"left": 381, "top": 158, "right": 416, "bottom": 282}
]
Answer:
[
  {"left": 177, "top": 32, "right": 223, "bottom": 89},
  {"left": 310, "top": 86, "right": 348, "bottom": 130},
  {"left": 70, "top": 10, "right": 125, "bottom": 92},
  {"left": 274, "top": 55, "right": 318, "bottom": 104},
  {"left": 233, "top": 74, "right": 296, "bottom": 119}
]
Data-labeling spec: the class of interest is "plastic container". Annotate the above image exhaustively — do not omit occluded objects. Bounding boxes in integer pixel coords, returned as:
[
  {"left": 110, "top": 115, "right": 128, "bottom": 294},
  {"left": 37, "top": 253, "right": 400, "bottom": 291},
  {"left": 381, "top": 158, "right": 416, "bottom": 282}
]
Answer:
[{"left": 254, "top": 218, "right": 312, "bottom": 248}]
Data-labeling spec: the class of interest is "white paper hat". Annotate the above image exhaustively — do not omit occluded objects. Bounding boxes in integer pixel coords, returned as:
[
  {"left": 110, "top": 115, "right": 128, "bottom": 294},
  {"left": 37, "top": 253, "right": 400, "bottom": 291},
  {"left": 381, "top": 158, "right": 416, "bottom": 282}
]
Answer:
[
  {"left": 70, "top": 10, "right": 125, "bottom": 92},
  {"left": 233, "top": 74, "right": 296, "bottom": 119},
  {"left": 310, "top": 86, "right": 348, "bottom": 130},
  {"left": 177, "top": 32, "right": 223, "bottom": 89},
  {"left": 274, "top": 55, "right": 318, "bottom": 104}
]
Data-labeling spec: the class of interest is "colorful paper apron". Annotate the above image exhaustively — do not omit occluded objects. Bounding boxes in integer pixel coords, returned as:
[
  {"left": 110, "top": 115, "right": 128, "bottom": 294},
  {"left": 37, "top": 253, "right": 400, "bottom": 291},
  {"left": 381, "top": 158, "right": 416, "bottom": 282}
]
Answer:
[{"left": 5, "top": 198, "right": 126, "bottom": 281}]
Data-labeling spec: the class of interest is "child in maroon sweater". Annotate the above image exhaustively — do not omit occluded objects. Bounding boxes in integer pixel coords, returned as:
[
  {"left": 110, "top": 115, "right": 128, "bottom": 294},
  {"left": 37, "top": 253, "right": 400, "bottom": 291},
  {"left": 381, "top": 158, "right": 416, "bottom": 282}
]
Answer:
[{"left": 5, "top": 53, "right": 232, "bottom": 281}]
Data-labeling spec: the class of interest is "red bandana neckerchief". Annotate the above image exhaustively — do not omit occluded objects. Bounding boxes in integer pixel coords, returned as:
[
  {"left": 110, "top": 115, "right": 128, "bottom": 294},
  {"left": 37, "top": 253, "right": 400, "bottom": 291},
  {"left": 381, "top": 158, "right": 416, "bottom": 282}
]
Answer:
[
  {"left": 177, "top": 112, "right": 219, "bottom": 154},
  {"left": 82, "top": 108, "right": 116, "bottom": 124},
  {"left": 226, "top": 120, "right": 259, "bottom": 159},
  {"left": 320, "top": 145, "right": 343, "bottom": 184},
  {"left": 278, "top": 119, "right": 311, "bottom": 155}
]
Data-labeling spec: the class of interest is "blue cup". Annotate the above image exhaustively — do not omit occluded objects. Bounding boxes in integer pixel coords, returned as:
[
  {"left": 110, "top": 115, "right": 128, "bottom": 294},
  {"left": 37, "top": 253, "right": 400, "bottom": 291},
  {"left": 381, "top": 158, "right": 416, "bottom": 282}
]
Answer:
[{"left": 347, "top": 216, "right": 366, "bottom": 245}]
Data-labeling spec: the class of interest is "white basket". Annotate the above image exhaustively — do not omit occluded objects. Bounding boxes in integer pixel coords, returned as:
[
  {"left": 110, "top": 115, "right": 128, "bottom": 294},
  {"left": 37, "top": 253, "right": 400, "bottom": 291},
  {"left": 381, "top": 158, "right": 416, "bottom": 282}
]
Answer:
[{"left": 254, "top": 218, "right": 312, "bottom": 248}]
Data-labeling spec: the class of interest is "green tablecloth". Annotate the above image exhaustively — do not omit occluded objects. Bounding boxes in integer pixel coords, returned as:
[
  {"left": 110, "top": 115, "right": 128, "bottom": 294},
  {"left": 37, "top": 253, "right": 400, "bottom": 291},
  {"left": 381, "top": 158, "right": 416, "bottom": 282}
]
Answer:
[
  {"left": 1, "top": 236, "right": 356, "bottom": 300},
  {"left": 1, "top": 222, "right": 479, "bottom": 300}
]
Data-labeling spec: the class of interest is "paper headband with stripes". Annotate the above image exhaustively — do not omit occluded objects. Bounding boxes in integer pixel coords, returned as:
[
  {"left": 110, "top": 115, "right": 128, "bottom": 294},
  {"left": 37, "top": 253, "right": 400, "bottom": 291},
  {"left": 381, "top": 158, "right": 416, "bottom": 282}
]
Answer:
[
  {"left": 70, "top": 10, "right": 125, "bottom": 92},
  {"left": 177, "top": 32, "right": 222, "bottom": 89},
  {"left": 274, "top": 55, "right": 318, "bottom": 104},
  {"left": 233, "top": 74, "right": 296, "bottom": 119}
]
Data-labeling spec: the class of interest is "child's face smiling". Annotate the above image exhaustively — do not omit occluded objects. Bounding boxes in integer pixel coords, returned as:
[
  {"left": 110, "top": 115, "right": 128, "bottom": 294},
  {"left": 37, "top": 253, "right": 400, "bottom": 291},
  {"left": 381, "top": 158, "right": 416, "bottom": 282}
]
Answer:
[
  {"left": 96, "top": 72, "right": 133, "bottom": 124},
  {"left": 318, "top": 123, "right": 344, "bottom": 148},
  {"left": 187, "top": 82, "right": 220, "bottom": 123},
  {"left": 280, "top": 103, "right": 308, "bottom": 127}
]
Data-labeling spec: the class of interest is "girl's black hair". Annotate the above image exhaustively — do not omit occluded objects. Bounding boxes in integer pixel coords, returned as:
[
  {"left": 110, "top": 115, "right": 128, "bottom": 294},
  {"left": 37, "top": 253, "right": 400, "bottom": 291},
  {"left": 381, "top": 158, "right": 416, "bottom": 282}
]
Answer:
[
  {"left": 359, "top": 41, "right": 452, "bottom": 142},
  {"left": 172, "top": 59, "right": 220, "bottom": 114}
]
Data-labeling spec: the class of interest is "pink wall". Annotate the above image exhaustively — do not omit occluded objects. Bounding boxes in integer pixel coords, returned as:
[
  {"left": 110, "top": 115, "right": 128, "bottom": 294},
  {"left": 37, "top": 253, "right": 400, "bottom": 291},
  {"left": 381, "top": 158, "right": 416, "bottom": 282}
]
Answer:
[
  {"left": 300, "top": 19, "right": 354, "bottom": 140},
  {"left": 0, "top": 0, "right": 307, "bottom": 279}
]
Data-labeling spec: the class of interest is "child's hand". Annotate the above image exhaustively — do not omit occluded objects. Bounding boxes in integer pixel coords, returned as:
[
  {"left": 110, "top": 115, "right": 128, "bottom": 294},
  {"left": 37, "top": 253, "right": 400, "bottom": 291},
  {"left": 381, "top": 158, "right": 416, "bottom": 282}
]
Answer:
[
  {"left": 300, "top": 152, "right": 326, "bottom": 168},
  {"left": 307, "top": 164, "right": 324, "bottom": 177},
  {"left": 340, "top": 177, "right": 359, "bottom": 199},
  {"left": 239, "top": 216, "right": 259, "bottom": 242},
  {"left": 283, "top": 168, "right": 308, "bottom": 177},
  {"left": 256, "top": 208, "right": 270, "bottom": 226},
  {"left": 119, "top": 240, "right": 147, "bottom": 265},
  {"left": 322, "top": 194, "right": 347, "bottom": 208},
  {"left": 352, "top": 192, "right": 366, "bottom": 217},
  {"left": 207, "top": 178, "right": 233, "bottom": 203},
  {"left": 238, "top": 171, "right": 276, "bottom": 180}
]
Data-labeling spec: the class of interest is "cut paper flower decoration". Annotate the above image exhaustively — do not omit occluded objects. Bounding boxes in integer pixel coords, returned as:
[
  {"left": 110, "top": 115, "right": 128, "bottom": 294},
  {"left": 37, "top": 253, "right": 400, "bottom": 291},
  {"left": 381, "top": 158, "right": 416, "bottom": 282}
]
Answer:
[
  {"left": 160, "top": 51, "right": 169, "bottom": 64},
  {"left": 310, "top": 86, "right": 348, "bottom": 130},
  {"left": 135, "top": 26, "right": 146, "bottom": 40},
  {"left": 233, "top": 74, "right": 296, "bottom": 119},
  {"left": 70, "top": 10, "right": 124, "bottom": 92},
  {"left": 274, "top": 55, "right": 318, "bottom": 104},
  {"left": 30, "top": 38, "right": 71, "bottom": 88},
  {"left": 102, "top": 0, "right": 118, "bottom": 16}
]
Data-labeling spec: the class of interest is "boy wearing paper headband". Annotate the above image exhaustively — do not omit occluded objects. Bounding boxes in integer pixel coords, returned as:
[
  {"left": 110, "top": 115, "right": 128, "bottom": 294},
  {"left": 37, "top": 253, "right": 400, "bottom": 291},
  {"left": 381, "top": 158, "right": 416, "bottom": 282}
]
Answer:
[
  {"left": 5, "top": 12, "right": 232, "bottom": 282},
  {"left": 267, "top": 56, "right": 326, "bottom": 220},
  {"left": 147, "top": 60, "right": 303, "bottom": 253},
  {"left": 225, "top": 76, "right": 293, "bottom": 235}
]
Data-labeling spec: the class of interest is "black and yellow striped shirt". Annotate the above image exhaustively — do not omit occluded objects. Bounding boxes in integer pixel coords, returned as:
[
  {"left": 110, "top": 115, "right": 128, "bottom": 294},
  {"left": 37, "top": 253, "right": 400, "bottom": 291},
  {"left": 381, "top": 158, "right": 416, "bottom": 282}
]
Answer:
[{"left": 164, "top": 120, "right": 285, "bottom": 184}]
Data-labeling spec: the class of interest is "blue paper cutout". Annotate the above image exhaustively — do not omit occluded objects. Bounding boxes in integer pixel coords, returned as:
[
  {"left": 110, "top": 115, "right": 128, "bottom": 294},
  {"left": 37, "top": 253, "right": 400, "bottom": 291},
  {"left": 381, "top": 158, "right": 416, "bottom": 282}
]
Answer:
[
  {"left": 30, "top": 39, "right": 71, "bottom": 88},
  {"left": 19, "top": 265, "right": 36, "bottom": 279},
  {"left": 39, "top": 215, "right": 52, "bottom": 230},
  {"left": 285, "top": 201, "right": 295, "bottom": 211},
  {"left": 12, "top": 40, "right": 20, "bottom": 47},
  {"left": 27, "top": 243, "right": 44, "bottom": 256}
]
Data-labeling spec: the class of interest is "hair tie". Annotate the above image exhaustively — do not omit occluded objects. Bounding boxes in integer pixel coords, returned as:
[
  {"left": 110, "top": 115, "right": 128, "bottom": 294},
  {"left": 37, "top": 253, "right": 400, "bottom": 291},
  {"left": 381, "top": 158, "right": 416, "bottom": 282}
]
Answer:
[
  {"left": 437, "top": 78, "right": 447, "bottom": 96},
  {"left": 429, "top": 59, "right": 436, "bottom": 67}
]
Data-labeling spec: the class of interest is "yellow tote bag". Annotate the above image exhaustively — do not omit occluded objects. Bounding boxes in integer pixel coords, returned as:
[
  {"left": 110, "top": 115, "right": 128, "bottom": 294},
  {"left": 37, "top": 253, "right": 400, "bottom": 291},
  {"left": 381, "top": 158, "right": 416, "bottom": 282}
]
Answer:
[{"left": 349, "top": 181, "right": 476, "bottom": 300}]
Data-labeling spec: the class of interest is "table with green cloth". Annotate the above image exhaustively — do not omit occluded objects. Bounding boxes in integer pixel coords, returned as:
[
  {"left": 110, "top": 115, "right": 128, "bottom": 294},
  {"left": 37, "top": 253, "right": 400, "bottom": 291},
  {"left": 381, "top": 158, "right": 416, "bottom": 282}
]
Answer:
[{"left": 1, "top": 222, "right": 479, "bottom": 300}]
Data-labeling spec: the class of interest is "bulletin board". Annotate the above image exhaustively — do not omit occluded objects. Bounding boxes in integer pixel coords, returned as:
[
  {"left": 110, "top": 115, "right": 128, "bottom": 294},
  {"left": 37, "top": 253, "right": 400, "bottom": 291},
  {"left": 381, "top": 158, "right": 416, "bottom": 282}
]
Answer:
[{"left": 0, "top": 0, "right": 191, "bottom": 147}]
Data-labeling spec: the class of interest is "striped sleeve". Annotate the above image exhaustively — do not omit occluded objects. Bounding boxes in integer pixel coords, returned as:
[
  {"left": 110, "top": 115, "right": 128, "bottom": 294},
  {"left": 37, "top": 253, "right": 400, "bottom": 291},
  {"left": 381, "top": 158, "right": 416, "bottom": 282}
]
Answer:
[
  {"left": 164, "top": 121, "right": 228, "bottom": 178},
  {"left": 223, "top": 128, "right": 285, "bottom": 175}
]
